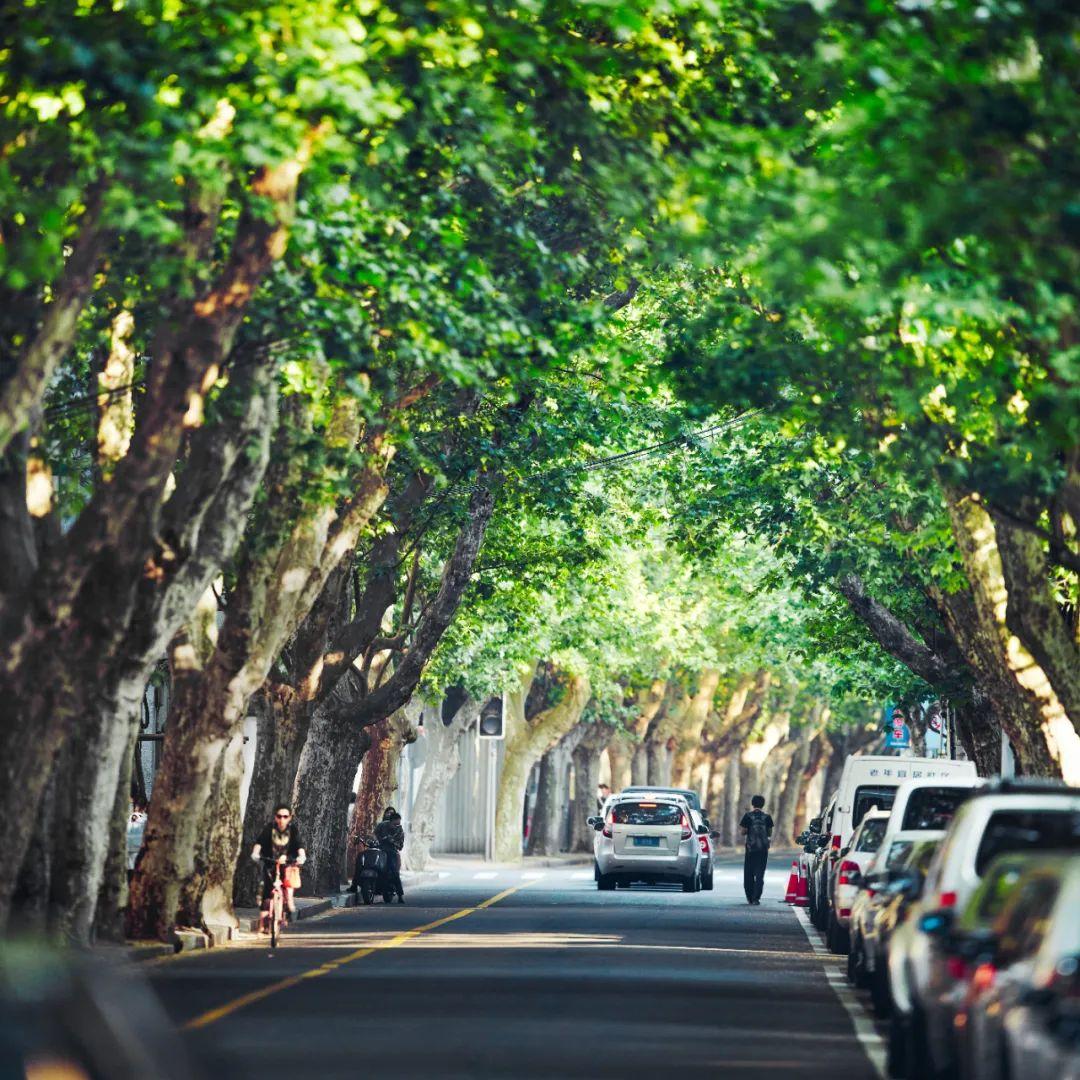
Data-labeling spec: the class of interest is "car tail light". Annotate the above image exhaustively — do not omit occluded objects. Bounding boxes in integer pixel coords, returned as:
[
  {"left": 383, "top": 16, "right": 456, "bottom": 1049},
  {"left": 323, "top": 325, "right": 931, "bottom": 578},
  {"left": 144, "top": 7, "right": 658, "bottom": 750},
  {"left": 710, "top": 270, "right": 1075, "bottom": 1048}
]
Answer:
[
  {"left": 603, "top": 812, "right": 613, "bottom": 839},
  {"left": 971, "top": 962, "right": 996, "bottom": 994},
  {"left": 939, "top": 891, "right": 958, "bottom": 909},
  {"left": 698, "top": 835, "right": 710, "bottom": 855},
  {"left": 681, "top": 814, "right": 692, "bottom": 840},
  {"left": 831, "top": 834, "right": 841, "bottom": 850},
  {"left": 838, "top": 859, "right": 860, "bottom": 886},
  {"left": 946, "top": 957, "right": 968, "bottom": 981},
  {"left": 838, "top": 908, "right": 851, "bottom": 918}
]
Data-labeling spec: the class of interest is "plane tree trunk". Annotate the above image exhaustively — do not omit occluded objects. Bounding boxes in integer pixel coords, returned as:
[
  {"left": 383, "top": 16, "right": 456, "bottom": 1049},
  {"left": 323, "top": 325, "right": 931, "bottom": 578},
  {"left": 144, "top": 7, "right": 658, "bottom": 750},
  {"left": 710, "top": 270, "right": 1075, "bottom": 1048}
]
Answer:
[{"left": 493, "top": 666, "right": 591, "bottom": 863}]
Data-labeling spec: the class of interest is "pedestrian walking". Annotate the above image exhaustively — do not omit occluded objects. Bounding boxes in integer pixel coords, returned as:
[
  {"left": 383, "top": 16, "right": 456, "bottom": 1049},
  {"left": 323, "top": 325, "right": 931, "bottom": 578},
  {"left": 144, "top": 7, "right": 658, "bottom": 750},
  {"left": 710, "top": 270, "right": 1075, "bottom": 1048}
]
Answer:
[
  {"left": 596, "top": 783, "right": 611, "bottom": 813},
  {"left": 739, "top": 794, "right": 774, "bottom": 905}
]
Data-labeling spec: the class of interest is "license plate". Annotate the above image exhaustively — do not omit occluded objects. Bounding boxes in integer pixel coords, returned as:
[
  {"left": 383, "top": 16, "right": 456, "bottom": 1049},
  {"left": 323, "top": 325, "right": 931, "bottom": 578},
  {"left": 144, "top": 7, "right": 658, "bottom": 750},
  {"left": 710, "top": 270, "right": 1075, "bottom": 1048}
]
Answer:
[{"left": 633, "top": 836, "right": 660, "bottom": 847}]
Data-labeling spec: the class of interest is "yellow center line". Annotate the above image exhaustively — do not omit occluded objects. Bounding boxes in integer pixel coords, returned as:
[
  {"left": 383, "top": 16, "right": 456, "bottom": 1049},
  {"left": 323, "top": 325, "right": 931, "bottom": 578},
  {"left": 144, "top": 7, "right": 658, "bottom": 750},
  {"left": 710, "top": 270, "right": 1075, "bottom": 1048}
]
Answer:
[{"left": 184, "top": 880, "right": 533, "bottom": 1031}]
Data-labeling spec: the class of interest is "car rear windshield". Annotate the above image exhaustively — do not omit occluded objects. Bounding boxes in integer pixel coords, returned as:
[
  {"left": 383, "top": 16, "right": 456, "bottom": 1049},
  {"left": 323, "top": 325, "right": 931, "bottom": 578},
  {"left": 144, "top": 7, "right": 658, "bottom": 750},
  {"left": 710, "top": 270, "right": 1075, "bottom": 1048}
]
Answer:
[
  {"left": 852, "top": 785, "right": 898, "bottom": 829},
  {"left": 611, "top": 802, "right": 683, "bottom": 826},
  {"left": 901, "top": 786, "right": 975, "bottom": 832},
  {"left": 975, "top": 809, "right": 1080, "bottom": 876},
  {"left": 855, "top": 817, "right": 888, "bottom": 852}
]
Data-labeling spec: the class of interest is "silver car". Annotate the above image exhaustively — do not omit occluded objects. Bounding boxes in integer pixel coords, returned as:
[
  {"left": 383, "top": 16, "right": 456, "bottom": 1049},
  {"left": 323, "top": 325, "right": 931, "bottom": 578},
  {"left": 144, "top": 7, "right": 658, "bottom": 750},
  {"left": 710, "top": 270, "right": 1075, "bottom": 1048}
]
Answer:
[{"left": 590, "top": 794, "right": 705, "bottom": 892}]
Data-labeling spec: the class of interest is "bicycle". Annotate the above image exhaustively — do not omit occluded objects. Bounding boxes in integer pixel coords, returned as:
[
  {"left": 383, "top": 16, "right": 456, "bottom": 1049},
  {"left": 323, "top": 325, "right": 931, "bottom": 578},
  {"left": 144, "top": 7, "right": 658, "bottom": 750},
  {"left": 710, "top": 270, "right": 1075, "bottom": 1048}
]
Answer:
[{"left": 260, "top": 857, "right": 300, "bottom": 949}]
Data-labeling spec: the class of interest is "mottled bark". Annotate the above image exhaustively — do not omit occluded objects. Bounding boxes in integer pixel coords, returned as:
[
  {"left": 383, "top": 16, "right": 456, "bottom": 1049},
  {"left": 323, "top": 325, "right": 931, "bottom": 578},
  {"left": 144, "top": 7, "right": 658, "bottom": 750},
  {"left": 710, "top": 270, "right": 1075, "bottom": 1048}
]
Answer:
[
  {"left": 570, "top": 722, "right": 615, "bottom": 852},
  {"left": 408, "top": 696, "right": 480, "bottom": 871},
  {"left": 775, "top": 706, "right": 828, "bottom": 844},
  {"left": 493, "top": 666, "right": 591, "bottom": 863},
  {"left": 0, "top": 134, "right": 327, "bottom": 933},
  {"left": 994, "top": 506, "right": 1080, "bottom": 731},
  {"left": 671, "top": 669, "right": 722, "bottom": 789},
  {"left": 527, "top": 737, "right": 571, "bottom": 857},
  {"left": 93, "top": 715, "right": 140, "bottom": 942},
  {"left": 943, "top": 486, "right": 1080, "bottom": 780},
  {"left": 294, "top": 673, "right": 382, "bottom": 897},
  {"left": 793, "top": 733, "right": 828, "bottom": 833},
  {"left": 721, "top": 757, "right": 741, "bottom": 846},
  {"left": 954, "top": 691, "right": 1000, "bottom": 776}
]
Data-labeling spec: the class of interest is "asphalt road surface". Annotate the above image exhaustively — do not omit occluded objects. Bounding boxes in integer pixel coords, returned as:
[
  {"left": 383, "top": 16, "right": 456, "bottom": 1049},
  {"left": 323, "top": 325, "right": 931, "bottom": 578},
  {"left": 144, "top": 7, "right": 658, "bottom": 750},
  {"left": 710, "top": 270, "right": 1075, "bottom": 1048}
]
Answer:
[{"left": 147, "top": 855, "right": 880, "bottom": 1079}]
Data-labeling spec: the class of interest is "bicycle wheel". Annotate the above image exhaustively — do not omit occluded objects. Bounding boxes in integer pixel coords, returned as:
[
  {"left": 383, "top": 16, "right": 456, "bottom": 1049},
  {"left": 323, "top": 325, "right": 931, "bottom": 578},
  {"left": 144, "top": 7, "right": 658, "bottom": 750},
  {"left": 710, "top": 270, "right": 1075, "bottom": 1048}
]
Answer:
[{"left": 270, "top": 889, "right": 282, "bottom": 949}]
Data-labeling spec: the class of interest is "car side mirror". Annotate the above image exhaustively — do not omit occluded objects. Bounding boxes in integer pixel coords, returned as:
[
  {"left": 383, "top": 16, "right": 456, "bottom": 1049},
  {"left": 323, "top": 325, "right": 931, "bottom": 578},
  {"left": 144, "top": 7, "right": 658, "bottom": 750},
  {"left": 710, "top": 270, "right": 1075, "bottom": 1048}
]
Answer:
[
  {"left": 696, "top": 824, "right": 709, "bottom": 836},
  {"left": 586, "top": 816, "right": 599, "bottom": 827},
  {"left": 918, "top": 909, "right": 954, "bottom": 938}
]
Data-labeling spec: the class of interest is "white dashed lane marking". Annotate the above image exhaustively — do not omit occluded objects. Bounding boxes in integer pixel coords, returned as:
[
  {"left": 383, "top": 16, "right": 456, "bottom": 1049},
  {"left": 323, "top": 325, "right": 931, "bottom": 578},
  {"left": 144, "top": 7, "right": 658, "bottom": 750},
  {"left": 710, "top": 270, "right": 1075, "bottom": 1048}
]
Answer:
[
  {"left": 794, "top": 907, "right": 886, "bottom": 1079},
  {"left": 473, "top": 871, "right": 498, "bottom": 880}
]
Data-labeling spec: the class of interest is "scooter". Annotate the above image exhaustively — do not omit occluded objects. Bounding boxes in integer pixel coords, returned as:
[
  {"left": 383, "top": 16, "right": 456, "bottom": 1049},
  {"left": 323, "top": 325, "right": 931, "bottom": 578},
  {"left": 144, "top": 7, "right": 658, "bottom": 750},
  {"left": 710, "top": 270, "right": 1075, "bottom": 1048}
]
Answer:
[{"left": 355, "top": 835, "right": 395, "bottom": 905}]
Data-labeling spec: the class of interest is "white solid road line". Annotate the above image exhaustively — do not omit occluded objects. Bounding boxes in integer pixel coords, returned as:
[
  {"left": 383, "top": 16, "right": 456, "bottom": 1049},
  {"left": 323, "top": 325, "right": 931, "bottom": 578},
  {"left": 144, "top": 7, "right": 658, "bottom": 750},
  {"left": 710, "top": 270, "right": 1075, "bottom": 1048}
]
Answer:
[
  {"left": 473, "top": 871, "right": 498, "bottom": 880},
  {"left": 794, "top": 907, "right": 886, "bottom": 1080}
]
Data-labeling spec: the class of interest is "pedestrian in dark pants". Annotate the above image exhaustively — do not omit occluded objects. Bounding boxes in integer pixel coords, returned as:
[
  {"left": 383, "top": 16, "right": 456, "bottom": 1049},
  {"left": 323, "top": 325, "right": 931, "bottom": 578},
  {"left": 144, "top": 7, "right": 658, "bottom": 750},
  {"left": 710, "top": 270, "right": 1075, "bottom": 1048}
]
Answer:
[
  {"left": 739, "top": 794, "right": 774, "bottom": 905},
  {"left": 374, "top": 806, "right": 406, "bottom": 902}
]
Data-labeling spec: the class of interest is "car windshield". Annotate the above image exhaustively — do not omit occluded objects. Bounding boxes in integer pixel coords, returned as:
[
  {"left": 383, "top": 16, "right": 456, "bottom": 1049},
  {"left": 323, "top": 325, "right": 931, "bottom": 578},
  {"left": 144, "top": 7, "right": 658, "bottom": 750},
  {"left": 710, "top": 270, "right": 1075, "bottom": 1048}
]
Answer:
[
  {"left": 852, "top": 785, "right": 898, "bottom": 829},
  {"left": 975, "top": 810, "right": 1080, "bottom": 876},
  {"left": 855, "top": 817, "right": 888, "bottom": 852},
  {"left": 884, "top": 839, "right": 914, "bottom": 870},
  {"left": 611, "top": 802, "right": 683, "bottom": 826},
  {"left": 901, "top": 786, "right": 974, "bottom": 831}
]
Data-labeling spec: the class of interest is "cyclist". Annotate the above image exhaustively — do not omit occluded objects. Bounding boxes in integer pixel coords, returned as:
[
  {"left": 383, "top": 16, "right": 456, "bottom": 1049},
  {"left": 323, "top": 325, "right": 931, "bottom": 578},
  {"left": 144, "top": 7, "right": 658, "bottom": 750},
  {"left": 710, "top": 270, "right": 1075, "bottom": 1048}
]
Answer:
[{"left": 250, "top": 803, "right": 307, "bottom": 926}]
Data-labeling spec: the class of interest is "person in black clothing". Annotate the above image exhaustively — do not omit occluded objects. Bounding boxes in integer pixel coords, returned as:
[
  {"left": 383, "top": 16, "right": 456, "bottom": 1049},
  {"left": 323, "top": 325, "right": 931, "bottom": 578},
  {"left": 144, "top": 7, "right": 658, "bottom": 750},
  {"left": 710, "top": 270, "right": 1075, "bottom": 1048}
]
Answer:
[
  {"left": 739, "top": 794, "right": 774, "bottom": 905},
  {"left": 374, "top": 806, "right": 406, "bottom": 902},
  {"left": 250, "top": 804, "right": 306, "bottom": 924}
]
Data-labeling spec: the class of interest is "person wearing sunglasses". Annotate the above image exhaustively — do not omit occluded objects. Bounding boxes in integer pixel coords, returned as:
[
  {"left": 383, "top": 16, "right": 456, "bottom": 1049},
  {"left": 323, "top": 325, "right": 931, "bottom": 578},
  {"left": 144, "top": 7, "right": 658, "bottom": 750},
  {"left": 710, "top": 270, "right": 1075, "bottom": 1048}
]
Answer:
[{"left": 250, "top": 803, "right": 307, "bottom": 925}]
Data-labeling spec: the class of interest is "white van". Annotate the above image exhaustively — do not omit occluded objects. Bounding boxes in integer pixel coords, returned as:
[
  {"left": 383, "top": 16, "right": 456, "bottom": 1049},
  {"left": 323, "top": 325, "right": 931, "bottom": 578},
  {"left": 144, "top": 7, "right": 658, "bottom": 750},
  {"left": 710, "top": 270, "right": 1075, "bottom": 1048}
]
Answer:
[{"left": 829, "top": 755, "right": 977, "bottom": 854}]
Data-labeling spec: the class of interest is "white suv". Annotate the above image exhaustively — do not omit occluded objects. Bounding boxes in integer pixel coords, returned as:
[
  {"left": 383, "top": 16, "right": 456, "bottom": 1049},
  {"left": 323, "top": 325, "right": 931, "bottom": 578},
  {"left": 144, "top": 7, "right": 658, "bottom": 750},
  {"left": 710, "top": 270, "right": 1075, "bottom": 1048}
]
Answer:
[{"left": 590, "top": 793, "right": 705, "bottom": 892}]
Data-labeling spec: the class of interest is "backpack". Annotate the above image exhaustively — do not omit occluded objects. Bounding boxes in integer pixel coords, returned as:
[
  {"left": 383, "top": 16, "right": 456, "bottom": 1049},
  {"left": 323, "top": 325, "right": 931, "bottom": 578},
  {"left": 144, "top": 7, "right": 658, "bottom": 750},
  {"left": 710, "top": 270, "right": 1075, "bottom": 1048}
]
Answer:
[{"left": 745, "top": 810, "right": 770, "bottom": 852}]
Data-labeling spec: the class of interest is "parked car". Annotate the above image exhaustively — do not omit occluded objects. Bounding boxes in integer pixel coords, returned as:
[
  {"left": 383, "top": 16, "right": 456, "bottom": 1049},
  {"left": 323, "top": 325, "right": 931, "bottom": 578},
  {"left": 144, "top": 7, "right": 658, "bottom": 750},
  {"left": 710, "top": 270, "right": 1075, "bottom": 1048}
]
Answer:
[
  {"left": 850, "top": 832, "right": 931, "bottom": 992},
  {"left": 874, "top": 776, "right": 983, "bottom": 867},
  {"left": 691, "top": 806, "right": 716, "bottom": 891},
  {"left": 816, "top": 756, "right": 976, "bottom": 932},
  {"left": 886, "top": 781, "right": 1080, "bottom": 1080},
  {"left": 863, "top": 838, "right": 940, "bottom": 1018},
  {"left": 829, "top": 755, "right": 976, "bottom": 865},
  {"left": 828, "top": 808, "right": 890, "bottom": 954},
  {"left": 925, "top": 851, "right": 1041, "bottom": 1076},
  {"left": 959, "top": 854, "right": 1080, "bottom": 1080},
  {"left": 589, "top": 793, "right": 707, "bottom": 892},
  {"left": 809, "top": 795, "right": 837, "bottom": 930}
]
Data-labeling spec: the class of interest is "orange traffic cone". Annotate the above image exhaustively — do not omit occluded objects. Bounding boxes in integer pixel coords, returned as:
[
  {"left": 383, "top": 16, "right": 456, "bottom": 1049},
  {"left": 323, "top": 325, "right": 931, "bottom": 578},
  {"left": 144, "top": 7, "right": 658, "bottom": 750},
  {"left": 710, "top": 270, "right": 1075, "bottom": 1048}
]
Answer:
[
  {"left": 784, "top": 859, "right": 799, "bottom": 904},
  {"left": 794, "top": 859, "right": 809, "bottom": 907}
]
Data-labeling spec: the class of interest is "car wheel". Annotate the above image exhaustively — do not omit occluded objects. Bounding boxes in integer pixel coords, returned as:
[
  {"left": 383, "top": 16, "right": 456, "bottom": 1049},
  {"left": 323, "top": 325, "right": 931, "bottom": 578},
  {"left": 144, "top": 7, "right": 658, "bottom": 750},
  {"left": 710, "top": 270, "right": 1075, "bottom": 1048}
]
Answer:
[
  {"left": 594, "top": 862, "right": 600, "bottom": 882},
  {"left": 905, "top": 1006, "right": 931, "bottom": 1080},
  {"left": 870, "top": 964, "right": 893, "bottom": 1018},
  {"left": 615, "top": 878, "right": 629, "bottom": 889},
  {"left": 827, "top": 910, "right": 848, "bottom": 955},
  {"left": 597, "top": 873, "right": 616, "bottom": 891},
  {"left": 682, "top": 872, "right": 698, "bottom": 893},
  {"left": 701, "top": 869, "right": 714, "bottom": 891},
  {"left": 846, "top": 934, "right": 859, "bottom": 984},
  {"left": 851, "top": 937, "right": 869, "bottom": 989},
  {"left": 886, "top": 1014, "right": 909, "bottom": 1079}
]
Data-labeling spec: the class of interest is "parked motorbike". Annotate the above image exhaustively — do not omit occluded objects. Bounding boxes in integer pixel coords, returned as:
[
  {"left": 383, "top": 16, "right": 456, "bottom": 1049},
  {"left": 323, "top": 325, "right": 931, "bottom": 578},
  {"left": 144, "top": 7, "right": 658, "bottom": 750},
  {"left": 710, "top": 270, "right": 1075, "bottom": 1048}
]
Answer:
[{"left": 355, "top": 835, "right": 395, "bottom": 905}]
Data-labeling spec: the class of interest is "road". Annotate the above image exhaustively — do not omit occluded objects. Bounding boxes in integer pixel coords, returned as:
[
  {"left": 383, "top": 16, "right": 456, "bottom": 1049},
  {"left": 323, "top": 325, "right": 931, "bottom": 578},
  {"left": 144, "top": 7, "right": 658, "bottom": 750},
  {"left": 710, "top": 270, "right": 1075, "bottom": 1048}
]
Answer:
[{"left": 147, "top": 855, "right": 880, "bottom": 1079}]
